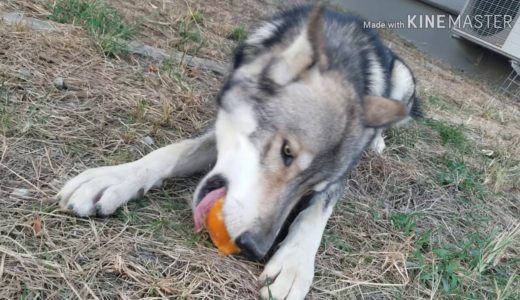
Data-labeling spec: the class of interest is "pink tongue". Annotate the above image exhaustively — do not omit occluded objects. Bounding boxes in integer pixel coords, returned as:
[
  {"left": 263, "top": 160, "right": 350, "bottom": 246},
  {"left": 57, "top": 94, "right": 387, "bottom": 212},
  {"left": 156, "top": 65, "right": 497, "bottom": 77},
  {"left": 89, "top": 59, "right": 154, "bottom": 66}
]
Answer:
[{"left": 193, "top": 187, "right": 226, "bottom": 233}]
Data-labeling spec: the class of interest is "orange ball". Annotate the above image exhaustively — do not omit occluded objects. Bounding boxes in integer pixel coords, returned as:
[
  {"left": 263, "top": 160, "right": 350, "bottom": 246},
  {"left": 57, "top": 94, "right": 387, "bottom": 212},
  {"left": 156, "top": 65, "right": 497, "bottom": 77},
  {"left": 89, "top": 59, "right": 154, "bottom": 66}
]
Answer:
[{"left": 206, "top": 197, "right": 240, "bottom": 255}]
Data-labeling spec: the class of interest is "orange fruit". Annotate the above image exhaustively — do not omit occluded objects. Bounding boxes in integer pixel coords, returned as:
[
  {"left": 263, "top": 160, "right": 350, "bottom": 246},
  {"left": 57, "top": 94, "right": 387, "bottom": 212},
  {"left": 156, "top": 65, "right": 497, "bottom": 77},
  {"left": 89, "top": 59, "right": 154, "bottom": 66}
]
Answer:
[{"left": 206, "top": 197, "right": 240, "bottom": 255}]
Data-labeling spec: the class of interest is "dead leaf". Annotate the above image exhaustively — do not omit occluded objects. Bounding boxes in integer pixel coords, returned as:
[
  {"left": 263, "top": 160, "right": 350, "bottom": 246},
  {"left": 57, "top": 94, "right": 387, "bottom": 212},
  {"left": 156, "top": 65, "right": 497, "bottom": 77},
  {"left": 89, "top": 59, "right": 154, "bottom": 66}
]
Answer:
[
  {"left": 147, "top": 64, "right": 159, "bottom": 73},
  {"left": 32, "top": 214, "right": 43, "bottom": 237}
]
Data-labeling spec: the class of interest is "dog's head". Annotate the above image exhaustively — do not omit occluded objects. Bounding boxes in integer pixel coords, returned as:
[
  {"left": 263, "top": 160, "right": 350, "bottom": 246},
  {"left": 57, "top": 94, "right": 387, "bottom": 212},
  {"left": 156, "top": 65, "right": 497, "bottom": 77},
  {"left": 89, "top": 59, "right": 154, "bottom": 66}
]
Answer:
[{"left": 193, "top": 6, "right": 408, "bottom": 259}]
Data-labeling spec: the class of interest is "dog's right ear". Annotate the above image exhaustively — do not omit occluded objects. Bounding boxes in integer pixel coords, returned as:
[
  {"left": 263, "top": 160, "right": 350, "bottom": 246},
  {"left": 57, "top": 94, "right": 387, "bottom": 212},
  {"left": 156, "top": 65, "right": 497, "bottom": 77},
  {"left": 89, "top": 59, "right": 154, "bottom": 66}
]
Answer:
[
  {"left": 363, "top": 96, "right": 408, "bottom": 128},
  {"left": 269, "top": 4, "right": 328, "bottom": 85}
]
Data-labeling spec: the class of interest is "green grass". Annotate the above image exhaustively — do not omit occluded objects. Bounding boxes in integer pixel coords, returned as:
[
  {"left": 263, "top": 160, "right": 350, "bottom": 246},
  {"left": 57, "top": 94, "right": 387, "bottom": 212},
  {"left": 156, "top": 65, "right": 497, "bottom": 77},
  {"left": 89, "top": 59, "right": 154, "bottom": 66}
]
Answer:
[
  {"left": 324, "top": 233, "right": 352, "bottom": 253},
  {"left": 427, "top": 95, "right": 457, "bottom": 112},
  {"left": 161, "top": 57, "right": 185, "bottom": 82},
  {"left": 386, "top": 123, "right": 429, "bottom": 159},
  {"left": 385, "top": 113, "right": 519, "bottom": 297},
  {"left": 19, "top": 285, "right": 29, "bottom": 300},
  {"left": 147, "top": 217, "right": 171, "bottom": 234},
  {"left": 383, "top": 105, "right": 518, "bottom": 298},
  {"left": 416, "top": 118, "right": 490, "bottom": 198},
  {"left": 158, "top": 195, "right": 190, "bottom": 211},
  {"left": 436, "top": 156, "right": 487, "bottom": 198},
  {"left": 413, "top": 229, "right": 519, "bottom": 298},
  {"left": 388, "top": 117, "right": 467, "bottom": 156},
  {"left": 0, "top": 81, "right": 14, "bottom": 136},
  {"left": 49, "top": 0, "right": 134, "bottom": 57},
  {"left": 190, "top": 10, "right": 204, "bottom": 25},
  {"left": 176, "top": 9, "right": 205, "bottom": 55},
  {"left": 422, "top": 119, "right": 466, "bottom": 150},
  {"left": 131, "top": 99, "right": 149, "bottom": 123},
  {"left": 104, "top": 148, "right": 138, "bottom": 165},
  {"left": 228, "top": 26, "right": 247, "bottom": 43},
  {"left": 390, "top": 212, "right": 417, "bottom": 236},
  {"left": 179, "top": 20, "right": 203, "bottom": 44}
]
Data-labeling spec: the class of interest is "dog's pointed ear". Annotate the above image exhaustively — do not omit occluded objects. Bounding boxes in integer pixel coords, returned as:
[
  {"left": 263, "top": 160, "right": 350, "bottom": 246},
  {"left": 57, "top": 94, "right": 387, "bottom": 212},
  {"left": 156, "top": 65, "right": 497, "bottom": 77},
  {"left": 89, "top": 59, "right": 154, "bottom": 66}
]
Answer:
[
  {"left": 364, "top": 96, "right": 409, "bottom": 128},
  {"left": 270, "top": 4, "right": 328, "bottom": 85}
]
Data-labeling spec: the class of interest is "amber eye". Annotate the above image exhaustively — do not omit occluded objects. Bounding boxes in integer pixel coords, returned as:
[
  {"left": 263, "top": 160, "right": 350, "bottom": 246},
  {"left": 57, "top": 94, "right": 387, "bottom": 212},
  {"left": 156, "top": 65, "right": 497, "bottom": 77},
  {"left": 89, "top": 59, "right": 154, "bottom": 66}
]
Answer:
[{"left": 281, "top": 140, "right": 294, "bottom": 167}]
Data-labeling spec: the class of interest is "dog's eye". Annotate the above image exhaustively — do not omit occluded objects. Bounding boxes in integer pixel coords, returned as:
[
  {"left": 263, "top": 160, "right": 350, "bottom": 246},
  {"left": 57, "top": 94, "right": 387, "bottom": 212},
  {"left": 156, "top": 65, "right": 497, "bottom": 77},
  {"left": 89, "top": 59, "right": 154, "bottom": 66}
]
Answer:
[{"left": 281, "top": 140, "right": 294, "bottom": 167}]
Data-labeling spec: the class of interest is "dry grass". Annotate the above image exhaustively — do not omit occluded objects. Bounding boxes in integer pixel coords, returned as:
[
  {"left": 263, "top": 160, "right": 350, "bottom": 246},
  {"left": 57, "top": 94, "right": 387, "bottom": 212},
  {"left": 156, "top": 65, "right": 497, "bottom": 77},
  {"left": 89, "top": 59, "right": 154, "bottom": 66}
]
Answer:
[{"left": 1, "top": 0, "right": 519, "bottom": 299}]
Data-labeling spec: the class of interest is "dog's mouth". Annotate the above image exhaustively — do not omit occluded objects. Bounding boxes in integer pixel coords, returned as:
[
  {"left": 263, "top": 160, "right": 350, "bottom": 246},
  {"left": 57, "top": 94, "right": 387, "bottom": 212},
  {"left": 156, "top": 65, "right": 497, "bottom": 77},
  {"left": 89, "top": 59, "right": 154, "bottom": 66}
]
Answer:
[
  {"left": 193, "top": 187, "right": 226, "bottom": 232},
  {"left": 192, "top": 176, "right": 315, "bottom": 259}
]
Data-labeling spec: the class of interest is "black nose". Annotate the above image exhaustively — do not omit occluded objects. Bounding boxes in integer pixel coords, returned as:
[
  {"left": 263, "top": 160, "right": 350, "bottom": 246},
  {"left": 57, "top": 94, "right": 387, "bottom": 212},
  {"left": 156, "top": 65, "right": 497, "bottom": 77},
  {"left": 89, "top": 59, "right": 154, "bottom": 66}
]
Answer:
[
  {"left": 197, "top": 174, "right": 227, "bottom": 203},
  {"left": 235, "top": 231, "right": 268, "bottom": 260}
]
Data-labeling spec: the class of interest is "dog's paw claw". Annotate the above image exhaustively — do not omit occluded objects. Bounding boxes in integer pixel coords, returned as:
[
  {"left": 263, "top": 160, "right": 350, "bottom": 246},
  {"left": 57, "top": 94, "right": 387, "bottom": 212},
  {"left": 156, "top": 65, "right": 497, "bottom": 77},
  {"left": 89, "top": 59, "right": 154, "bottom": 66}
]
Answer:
[
  {"left": 95, "top": 204, "right": 109, "bottom": 218},
  {"left": 258, "top": 270, "right": 279, "bottom": 292}
]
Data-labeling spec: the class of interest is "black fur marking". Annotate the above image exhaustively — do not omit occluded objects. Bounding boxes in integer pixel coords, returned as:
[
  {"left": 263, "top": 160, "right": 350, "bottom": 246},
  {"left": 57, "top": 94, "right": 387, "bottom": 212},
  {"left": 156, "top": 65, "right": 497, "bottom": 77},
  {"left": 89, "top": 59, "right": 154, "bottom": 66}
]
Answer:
[
  {"left": 361, "top": 52, "right": 371, "bottom": 95},
  {"left": 386, "top": 55, "right": 396, "bottom": 98},
  {"left": 232, "top": 44, "right": 247, "bottom": 70},
  {"left": 410, "top": 93, "right": 423, "bottom": 118},
  {"left": 261, "top": 7, "right": 310, "bottom": 48},
  {"left": 362, "top": 33, "right": 391, "bottom": 96},
  {"left": 251, "top": 94, "right": 268, "bottom": 104},
  {"left": 265, "top": 191, "right": 315, "bottom": 260},
  {"left": 409, "top": 67, "right": 423, "bottom": 118},
  {"left": 259, "top": 77, "right": 278, "bottom": 96},
  {"left": 258, "top": 63, "right": 279, "bottom": 96},
  {"left": 215, "top": 79, "right": 232, "bottom": 106},
  {"left": 383, "top": 49, "right": 396, "bottom": 98}
]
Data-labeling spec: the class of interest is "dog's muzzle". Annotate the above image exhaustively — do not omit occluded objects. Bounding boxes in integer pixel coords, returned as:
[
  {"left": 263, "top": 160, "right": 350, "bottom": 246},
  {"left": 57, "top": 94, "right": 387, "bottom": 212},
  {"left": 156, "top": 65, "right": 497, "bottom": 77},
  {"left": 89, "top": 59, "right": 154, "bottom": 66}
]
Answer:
[
  {"left": 194, "top": 174, "right": 274, "bottom": 260},
  {"left": 235, "top": 231, "right": 271, "bottom": 260}
]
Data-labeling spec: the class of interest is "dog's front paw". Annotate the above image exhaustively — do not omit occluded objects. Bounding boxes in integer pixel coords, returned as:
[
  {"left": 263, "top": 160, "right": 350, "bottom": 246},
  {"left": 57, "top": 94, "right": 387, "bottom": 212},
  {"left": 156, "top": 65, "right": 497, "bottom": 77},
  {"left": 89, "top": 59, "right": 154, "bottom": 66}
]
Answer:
[
  {"left": 370, "top": 133, "right": 386, "bottom": 154},
  {"left": 259, "top": 242, "right": 314, "bottom": 300},
  {"left": 56, "top": 163, "right": 149, "bottom": 217}
]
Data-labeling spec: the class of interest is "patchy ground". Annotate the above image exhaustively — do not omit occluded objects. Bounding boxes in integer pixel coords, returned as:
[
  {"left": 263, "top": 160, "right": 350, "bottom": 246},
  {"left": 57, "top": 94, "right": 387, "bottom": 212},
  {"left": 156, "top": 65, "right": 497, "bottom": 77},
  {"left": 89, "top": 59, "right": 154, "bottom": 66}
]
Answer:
[{"left": 0, "top": 0, "right": 519, "bottom": 299}]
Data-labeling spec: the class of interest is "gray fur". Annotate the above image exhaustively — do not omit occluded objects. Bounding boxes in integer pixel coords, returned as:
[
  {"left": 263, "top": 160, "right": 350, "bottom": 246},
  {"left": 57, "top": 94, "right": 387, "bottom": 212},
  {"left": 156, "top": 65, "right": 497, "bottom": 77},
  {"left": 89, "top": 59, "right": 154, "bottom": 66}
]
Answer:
[{"left": 193, "top": 5, "right": 418, "bottom": 259}]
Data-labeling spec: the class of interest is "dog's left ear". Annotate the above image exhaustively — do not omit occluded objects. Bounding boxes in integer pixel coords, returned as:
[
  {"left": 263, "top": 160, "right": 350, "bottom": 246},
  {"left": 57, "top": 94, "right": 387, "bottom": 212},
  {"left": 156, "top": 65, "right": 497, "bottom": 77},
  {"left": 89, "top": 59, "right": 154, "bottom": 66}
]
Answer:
[
  {"left": 364, "top": 96, "right": 408, "bottom": 128},
  {"left": 270, "top": 4, "right": 328, "bottom": 85}
]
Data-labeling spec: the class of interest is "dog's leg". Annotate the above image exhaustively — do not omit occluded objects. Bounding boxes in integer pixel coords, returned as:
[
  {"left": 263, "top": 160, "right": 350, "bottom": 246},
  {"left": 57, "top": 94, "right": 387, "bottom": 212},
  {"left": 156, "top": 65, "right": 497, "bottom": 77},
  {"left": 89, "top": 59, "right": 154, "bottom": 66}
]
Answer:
[
  {"left": 259, "top": 182, "right": 343, "bottom": 300},
  {"left": 370, "top": 128, "right": 386, "bottom": 154},
  {"left": 57, "top": 130, "right": 216, "bottom": 217}
]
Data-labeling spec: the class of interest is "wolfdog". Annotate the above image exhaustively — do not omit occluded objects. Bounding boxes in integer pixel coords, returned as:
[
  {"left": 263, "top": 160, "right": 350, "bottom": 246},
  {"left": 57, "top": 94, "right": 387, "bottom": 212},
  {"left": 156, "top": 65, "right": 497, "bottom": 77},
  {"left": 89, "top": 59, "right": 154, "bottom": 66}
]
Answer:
[{"left": 57, "top": 4, "right": 418, "bottom": 299}]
